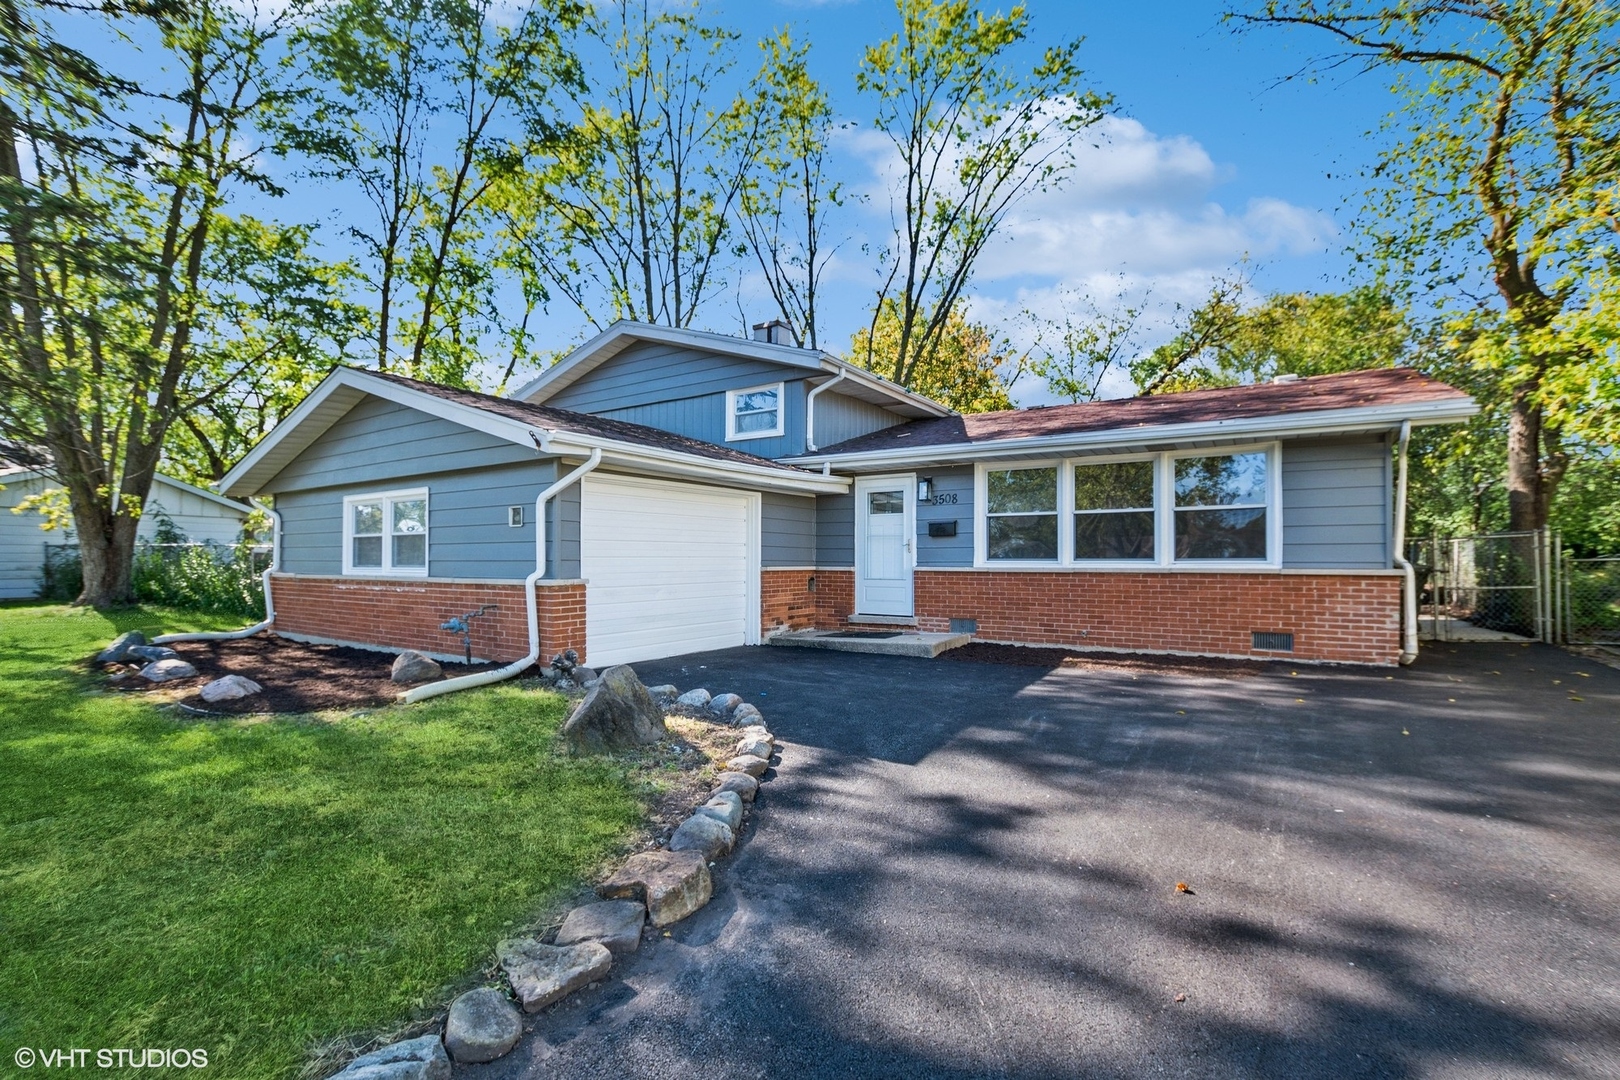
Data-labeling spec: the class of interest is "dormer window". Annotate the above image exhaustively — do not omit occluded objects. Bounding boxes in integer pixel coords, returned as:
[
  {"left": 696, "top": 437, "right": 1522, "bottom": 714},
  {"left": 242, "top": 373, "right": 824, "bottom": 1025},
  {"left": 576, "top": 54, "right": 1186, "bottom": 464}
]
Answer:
[{"left": 726, "top": 382, "right": 784, "bottom": 441}]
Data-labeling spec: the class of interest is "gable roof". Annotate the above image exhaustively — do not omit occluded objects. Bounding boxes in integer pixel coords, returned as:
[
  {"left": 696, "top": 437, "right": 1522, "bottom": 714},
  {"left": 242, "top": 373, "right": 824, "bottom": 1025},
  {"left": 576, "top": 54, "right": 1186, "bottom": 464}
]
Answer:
[
  {"left": 510, "top": 321, "right": 954, "bottom": 419},
  {"left": 792, "top": 368, "right": 1477, "bottom": 465},
  {"left": 219, "top": 366, "right": 849, "bottom": 498},
  {"left": 1, "top": 455, "right": 251, "bottom": 515}
]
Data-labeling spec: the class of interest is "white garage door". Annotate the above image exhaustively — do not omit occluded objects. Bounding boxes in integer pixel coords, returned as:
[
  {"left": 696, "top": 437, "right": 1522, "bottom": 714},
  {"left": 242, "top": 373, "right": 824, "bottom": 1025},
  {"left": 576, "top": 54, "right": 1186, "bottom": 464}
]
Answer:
[{"left": 580, "top": 474, "right": 756, "bottom": 667}]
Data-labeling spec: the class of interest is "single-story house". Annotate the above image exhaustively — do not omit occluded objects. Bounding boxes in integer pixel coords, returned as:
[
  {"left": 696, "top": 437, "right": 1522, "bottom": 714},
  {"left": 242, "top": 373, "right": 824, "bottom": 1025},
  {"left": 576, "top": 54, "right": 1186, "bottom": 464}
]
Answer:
[
  {"left": 1, "top": 460, "right": 254, "bottom": 600},
  {"left": 217, "top": 320, "right": 1477, "bottom": 667}
]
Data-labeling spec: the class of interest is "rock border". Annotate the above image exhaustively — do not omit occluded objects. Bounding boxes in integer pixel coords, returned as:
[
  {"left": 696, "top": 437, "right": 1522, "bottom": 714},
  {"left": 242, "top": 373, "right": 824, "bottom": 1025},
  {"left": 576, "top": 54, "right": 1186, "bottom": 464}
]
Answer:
[{"left": 325, "top": 676, "right": 781, "bottom": 1076}]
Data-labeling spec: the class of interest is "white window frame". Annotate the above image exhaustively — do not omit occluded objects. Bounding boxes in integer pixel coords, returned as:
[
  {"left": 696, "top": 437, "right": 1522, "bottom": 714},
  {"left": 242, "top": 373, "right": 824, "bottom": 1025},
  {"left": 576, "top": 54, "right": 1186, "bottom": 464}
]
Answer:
[
  {"left": 342, "top": 487, "right": 430, "bottom": 577},
  {"left": 725, "top": 381, "right": 785, "bottom": 442},
  {"left": 973, "top": 443, "right": 1281, "bottom": 570}
]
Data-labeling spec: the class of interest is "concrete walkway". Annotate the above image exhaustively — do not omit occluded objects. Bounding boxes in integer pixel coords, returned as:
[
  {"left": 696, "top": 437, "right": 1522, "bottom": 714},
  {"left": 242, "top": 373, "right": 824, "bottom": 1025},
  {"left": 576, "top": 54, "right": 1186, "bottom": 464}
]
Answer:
[{"left": 472, "top": 642, "right": 1620, "bottom": 1080}]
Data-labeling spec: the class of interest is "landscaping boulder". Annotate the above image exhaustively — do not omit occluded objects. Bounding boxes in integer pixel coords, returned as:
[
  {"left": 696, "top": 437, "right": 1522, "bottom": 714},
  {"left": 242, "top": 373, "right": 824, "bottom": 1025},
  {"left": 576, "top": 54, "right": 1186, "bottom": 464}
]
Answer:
[
  {"left": 597, "top": 848, "right": 712, "bottom": 927},
  {"left": 561, "top": 665, "right": 667, "bottom": 754},
  {"left": 140, "top": 658, "right": 197, "bottom": 682},
  {"left": 497, "top": 938, "right": 612, "bottom": 1013},
  {"left": 199, "top": 675, "right": 262, "bottom": 703},
  {"left": 735, "top": 736, "right": 773, "bottom": 760},
  {"left": 98, "top": 631, "right": 145, "bottom": 664},
  {"left": 555, "top": 899, "right": 645, "bottom": 955},
  {"left": 646, "top": 684, "right": 679, "bottom": 706},
  {"left": 712, "top": 771, "right": 759, "bottom": 802},
  {"left": 674, "top": 688, "right": 711, "bottom": 710},
  {"left": 724, "top": 753, "right": 770, "bottom": 778},
  {"left": 443, "top": 988, "right": 522, "bottom": 1064},
  {"left": 694, "top": 789, "right": 743, "bottom": 833},
  {"left": 328, "top": 1035, "right": 450, "bottom": 1080},
  {"left": 390, "top": 650, "right": 442, "bottom": 684},
  {"left": 669, "top": 813, "right": 734, "bottom": 861},
  {"left": 126, "top": 644, "right": 178, "bottom": 663},
  {"left": 708, "top": 692, "right": 742, "bottom": 718},
  {"left": 731, "top": 703, "right": 764, "bottom": 726}
]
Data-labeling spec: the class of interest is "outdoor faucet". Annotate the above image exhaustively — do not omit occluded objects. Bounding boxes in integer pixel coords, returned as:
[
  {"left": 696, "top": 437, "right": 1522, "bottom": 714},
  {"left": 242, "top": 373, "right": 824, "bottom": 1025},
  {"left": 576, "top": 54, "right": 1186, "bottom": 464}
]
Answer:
[{"left": 440, "top": 604, "right": 496, "bottom": 664}]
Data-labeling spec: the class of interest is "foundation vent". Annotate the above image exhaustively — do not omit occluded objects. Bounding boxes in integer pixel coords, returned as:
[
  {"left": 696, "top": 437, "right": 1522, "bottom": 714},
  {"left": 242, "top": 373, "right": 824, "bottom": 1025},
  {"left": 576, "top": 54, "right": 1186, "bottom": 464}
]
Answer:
[
  {"left": 1251, "top": 631, "right": 1294, "bottom": 652},
  {"left": 950, "top": 618, "right": 978, "bottom": 634}
]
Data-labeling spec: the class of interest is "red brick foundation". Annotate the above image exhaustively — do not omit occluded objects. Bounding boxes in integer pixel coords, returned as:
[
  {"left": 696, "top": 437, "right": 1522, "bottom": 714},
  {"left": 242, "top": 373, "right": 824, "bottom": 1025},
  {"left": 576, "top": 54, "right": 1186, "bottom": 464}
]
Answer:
[
  {"left": 269, "top": 574, "right": 588, "bottom": 664},
  {"left": 761, "top": 567, "right": 1401, "bottom": 665}
]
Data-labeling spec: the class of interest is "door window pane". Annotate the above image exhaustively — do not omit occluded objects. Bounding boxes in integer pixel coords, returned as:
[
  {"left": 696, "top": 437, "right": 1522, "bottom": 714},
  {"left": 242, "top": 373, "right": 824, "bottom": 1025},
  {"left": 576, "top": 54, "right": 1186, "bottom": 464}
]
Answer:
[{"left": 868, "top": 490, "right": 904, "bottom": 514}]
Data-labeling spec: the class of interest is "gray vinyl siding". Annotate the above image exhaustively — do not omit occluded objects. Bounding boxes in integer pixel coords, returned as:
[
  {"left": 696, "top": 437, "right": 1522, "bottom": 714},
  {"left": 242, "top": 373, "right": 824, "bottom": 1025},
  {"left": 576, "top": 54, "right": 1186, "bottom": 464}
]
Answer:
[
  {"left": 815, "top": 493, "right": 855, "bottom": 568},
  {"left": 1280, "top": 436, "right": 1391, "bottom": 569},
  {"left": 762, "top": 492, "right": 815, "bottom": 567},
  {"left": 915, "top": 465, "right": 975, "bottom": 567},
  {"left": 812, "top": 391, "right": 906, "bottom": 449},
  {"left": 545, "top": 340, "right": 809, "bottom": 414},
  {"left": 264, "top": 394, "right": 577, "bottom": 580},
  {"left": 263, "top": 396, "right": 536, "bottom": 493},
  {"left": 596, "top": 382, "right": 808, "bottom": 460}
]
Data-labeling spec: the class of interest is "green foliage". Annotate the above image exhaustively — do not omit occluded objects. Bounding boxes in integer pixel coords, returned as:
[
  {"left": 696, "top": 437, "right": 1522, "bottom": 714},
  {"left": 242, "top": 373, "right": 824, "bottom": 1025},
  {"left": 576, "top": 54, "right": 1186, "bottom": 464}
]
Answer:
[
  {"left": 849, "top": 298, "right": 1018, "bottom": 413},
  {"left": 0, "top": 604, "right": 641, "bottom": 1078},
  {"left": 856, "top": 0, "right": 1110, "bottom": 391},
  {"left": 40, "top": 540, "right": 269, "bottom": 617}
]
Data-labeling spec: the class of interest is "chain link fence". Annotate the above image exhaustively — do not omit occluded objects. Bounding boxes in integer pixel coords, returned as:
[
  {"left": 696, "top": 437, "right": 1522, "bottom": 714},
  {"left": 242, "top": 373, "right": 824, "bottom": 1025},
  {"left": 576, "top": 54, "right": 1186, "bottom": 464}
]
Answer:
[
  {"left": 1414, "top": 530, "right": 1554, "bottom": 642},
  {"left": 1563, "top": 556, "right": 1620, "bottom": 647}
]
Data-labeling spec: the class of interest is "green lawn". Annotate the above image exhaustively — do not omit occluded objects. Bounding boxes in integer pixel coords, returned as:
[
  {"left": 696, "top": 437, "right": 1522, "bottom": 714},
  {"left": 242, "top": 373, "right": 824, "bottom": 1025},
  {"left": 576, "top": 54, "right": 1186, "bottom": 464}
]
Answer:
[{"left": 0, "top": 604, "right": 643, "bottom": 1078}]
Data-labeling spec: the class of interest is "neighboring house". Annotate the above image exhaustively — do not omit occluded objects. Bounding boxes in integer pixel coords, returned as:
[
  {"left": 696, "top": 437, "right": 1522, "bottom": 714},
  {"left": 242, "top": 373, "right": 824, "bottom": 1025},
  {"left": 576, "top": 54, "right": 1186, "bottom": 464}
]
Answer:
[
  {"left": 218, "top": 320, "right": 1477, "bottom": 667},
  {"left": 0, "top": 463, "right": 254, "bottom": 599}
]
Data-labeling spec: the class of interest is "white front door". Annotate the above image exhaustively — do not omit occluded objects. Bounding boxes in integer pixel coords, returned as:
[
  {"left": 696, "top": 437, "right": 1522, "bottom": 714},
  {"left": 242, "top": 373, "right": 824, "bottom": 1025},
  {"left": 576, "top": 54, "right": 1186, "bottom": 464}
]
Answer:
[{"left": 854, "top": 474, "right": 914, "bottom": 617}]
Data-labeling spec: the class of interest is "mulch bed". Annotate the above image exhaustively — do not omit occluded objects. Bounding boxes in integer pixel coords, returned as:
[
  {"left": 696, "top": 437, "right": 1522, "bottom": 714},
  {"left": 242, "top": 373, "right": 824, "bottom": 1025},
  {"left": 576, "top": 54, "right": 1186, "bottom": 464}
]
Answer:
[
  {"left": 109, "top": 633, "right": 507, "bottom": 714},
  {"left": 943, "top": 641, "right": 1290, "bottom": 679}
]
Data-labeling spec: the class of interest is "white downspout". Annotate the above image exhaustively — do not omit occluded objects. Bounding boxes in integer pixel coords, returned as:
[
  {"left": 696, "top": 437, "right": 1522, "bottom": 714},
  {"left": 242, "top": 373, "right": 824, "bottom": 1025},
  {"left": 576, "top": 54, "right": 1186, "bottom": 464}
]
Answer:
[
  {"left": 1391, "top": 420, "right": 1419, "bottom": 665},
  {"left": 804, "top": 370, "right": 848, "bottom": 453},
  {"left": 404, "top": 448, "right": 602, "bottom": 704},
  {"left": 153, "top": 499, "right": 282, "bottom": 644}
]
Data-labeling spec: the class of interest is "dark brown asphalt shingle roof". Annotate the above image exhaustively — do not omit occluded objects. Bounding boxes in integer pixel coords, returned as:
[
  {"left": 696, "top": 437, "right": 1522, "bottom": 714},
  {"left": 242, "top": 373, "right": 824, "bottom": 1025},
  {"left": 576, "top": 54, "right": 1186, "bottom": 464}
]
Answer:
[
  {"left": 359, "top": 368, "right": 813, "bottom": 473},
  {"left": 814, "top": 367, "right": 1471, "bottom": 456}
]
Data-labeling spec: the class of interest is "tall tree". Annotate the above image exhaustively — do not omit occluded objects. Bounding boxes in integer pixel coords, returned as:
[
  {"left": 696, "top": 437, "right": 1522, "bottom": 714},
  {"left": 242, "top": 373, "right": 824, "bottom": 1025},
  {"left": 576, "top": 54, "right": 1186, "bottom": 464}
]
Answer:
[
  {"left": 1233, "top": 0, "right": 1620, "bottom": 532},
  {"left": 850, "top": 298, "right": 1019, "bottom": 412},
  {"left": 494, "top": 0, "right": 762, "bottom": 334},
  {"left": 854, "top": 0, "right": 1109, "bottom": 392},
  {"left": 734, "top": 30, "right": 847, "bottom": 350},
  {"left": 0, "top": 0, "right": 343, "bottom": 605}
]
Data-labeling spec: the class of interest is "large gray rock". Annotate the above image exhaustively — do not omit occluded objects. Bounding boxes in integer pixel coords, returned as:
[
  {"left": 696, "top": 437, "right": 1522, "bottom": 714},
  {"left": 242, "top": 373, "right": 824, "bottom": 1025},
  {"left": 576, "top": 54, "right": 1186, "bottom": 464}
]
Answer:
[
  {"left": 497, "top": 938, "right": 612, "bottom": 1013},
  {"left": 140, "top": 658, "right": 198, "bottom": 682},
  {"left": 555, "top": 900, "right": 645, "bottom": 955},
  {"left": 725, "top": 753, "right": 770, "bottom": 778},
  {"left": 731, "top": 703, "right": 764, "bottom": 726},
  {"left": 708, "top": 692, "right": 742, "bottom": 718},
  {"left": 199, "top": 675, "right": 262, "bottom": 703},
  {"left": 597, "top": 849, "right": 712, "bottom": 927},
  {"left": 390, "top": 650, "right": 442, "bottom": 684},
  {"left": 127, "top": 644, "right": 179, "bottom": 663},
  {"left": 674, "top": 688, "right": 711, "bottom": 710},
  {"left": 329, "top": 1035, "right": 450, "bottom": 1080},
  {"left": 713, "top": 771, "right": 759, "bottom": 802},
  {"left": 646, "top": 684, "right": 679, "bottom": 706},
  {"left": 98, "top": 631, "right": 145, "bottom": 664},
  {"left": 669, "top": 813, "right": 734, "bottom": 861},
  {"left": 734, "top": 736, "right": 773, "bottom": 760},
  {"left": 694, "top": 789, "right": 743, "bottom": 833},
  {"left": 561, "top": 665, "right": 667, "bottom": 754},
  {"left": 443, "top": 987, "right": 521, "bottom": 1064}
]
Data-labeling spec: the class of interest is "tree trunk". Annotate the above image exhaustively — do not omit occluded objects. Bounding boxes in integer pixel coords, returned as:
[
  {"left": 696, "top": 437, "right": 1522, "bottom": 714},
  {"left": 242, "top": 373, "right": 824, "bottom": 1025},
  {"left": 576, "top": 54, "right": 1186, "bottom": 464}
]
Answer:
[{"left": 1505, "top": 380, "right": 1544, "bottom": 534}]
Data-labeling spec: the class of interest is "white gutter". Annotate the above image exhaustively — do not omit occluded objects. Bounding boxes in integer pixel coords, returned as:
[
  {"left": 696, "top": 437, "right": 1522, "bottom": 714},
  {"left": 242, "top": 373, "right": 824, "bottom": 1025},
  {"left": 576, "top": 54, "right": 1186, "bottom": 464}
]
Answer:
[
  {"left": 1391, "top": 420, "right": 1419, "bottom": 665},
  {"left": 804, "top": 370, "right": 847, "bottom": 453},
  {"left": 782, "top": 397, "right": 1479, "bottom": 470},
  {"left": 404, "top": 449, "right": 602, "bottom": 704},
  {"left": 153, "top": 499, "right": 282, "bottom": 644}
]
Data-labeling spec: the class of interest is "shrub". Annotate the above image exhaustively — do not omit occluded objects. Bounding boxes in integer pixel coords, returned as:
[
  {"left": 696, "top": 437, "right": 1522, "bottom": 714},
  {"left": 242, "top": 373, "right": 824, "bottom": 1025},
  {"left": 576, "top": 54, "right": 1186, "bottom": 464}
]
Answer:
[{"left": 39, "top": 541, "right": 267, "bottom": 617}]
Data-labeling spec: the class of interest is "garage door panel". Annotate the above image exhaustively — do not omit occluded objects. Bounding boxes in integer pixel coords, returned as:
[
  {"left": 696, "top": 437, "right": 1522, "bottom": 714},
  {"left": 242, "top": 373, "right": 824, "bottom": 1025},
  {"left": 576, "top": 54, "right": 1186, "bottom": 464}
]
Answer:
[{"left": 581, "top": 474, "right": 755, "bottom": 667}]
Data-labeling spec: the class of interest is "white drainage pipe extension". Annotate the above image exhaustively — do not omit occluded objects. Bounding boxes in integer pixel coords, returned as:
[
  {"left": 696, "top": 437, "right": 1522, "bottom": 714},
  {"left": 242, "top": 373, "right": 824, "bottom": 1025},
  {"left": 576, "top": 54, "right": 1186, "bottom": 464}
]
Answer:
[
  {"left": 153, "top": 499, "right": 282, "bottom": 644},
  {"left": 804, "top": 370, "right": 847, "bottom": 453},
  {"left": 405, "top": 449, "right": 602, "bottom": 704},
  {"left": 1391, "top": 420, "right": 1419, "bottom": 665}
]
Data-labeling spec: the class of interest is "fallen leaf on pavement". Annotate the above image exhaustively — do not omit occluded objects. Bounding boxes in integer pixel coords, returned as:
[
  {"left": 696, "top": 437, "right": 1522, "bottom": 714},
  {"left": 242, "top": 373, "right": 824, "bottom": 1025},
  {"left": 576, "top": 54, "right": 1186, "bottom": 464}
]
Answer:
[
  {"left": 1174, "top": 993, "right": 1187, "bottom": 1003},
  {"left": 1175, "top": 881, "right": 1194, "bottom": 895}
]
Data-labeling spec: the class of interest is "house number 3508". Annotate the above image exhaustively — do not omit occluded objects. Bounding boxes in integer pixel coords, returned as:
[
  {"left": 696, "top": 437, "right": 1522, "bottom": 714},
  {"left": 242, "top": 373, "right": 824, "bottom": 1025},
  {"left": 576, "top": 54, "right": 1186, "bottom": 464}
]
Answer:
[{"left": 928, "top": 492, "right": 959, "bottom": 505}]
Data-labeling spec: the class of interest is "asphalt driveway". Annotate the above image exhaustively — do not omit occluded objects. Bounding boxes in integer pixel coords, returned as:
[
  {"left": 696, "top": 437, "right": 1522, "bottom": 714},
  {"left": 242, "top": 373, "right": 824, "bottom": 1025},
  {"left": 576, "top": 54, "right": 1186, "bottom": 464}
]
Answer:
[{"left": 473, "top": 642, "right": 1620, "bottom": 1080}]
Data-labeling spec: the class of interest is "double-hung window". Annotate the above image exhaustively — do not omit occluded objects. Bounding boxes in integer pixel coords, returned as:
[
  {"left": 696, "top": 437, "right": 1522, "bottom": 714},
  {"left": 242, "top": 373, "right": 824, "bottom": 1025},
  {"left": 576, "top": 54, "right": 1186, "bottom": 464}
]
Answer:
[
  {"left": 726, "top": 382, "right": 784, "bottom": 440},
  {"left": 344, "top": 489, "right": 429, "bottom": 575},
  {"left": 976, "top": 444, "right": 1278, "bottom": 567},
  {"left": 985, "top": 466, "right": 1059, "bottom": 561}
]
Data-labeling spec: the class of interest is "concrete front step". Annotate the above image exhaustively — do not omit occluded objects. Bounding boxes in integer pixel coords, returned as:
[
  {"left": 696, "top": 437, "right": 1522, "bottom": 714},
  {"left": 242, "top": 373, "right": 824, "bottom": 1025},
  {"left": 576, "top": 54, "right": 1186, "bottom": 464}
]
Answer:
[{"left": 767, "top": 630, "right": 971, "bottom": 658}]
